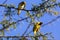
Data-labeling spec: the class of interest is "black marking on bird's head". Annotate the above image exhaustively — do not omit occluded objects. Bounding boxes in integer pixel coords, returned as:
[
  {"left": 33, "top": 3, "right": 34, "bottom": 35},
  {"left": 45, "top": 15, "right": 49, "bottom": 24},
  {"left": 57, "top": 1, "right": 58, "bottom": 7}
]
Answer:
[
  {"left": 20, "top": 1, "right": 26, "bottom": 4},
  {"left": 39, "top": 22, "right": 43, "bottom": 25}
]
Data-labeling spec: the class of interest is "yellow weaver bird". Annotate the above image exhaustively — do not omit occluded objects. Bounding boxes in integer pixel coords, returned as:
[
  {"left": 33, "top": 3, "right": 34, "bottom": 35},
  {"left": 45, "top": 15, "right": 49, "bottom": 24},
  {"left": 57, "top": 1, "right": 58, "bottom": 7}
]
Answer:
[
  {"left": 17, "top": 1, "right": 26, "bottom": 15},
  {"left": 33, "top": 22, "right": 43, "bottom": 36}
]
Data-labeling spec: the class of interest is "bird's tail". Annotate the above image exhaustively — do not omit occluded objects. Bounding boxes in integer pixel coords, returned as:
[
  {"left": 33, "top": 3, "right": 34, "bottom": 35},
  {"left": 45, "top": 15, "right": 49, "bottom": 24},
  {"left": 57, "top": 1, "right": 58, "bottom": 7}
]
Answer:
[
  {"left": 17, "top": 10, "right": 21, "bottom": 15},
  {"left": 34, "top": 31, "right": 36, "bottom": 36}
]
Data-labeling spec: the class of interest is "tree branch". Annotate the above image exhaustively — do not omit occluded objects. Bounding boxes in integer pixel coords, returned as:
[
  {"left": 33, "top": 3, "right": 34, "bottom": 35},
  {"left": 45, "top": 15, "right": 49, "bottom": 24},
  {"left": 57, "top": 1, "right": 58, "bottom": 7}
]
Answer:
[
  {"left": 42, "top": 16, "right": 60, "bottom": 27},
  {"left": 0, "top": 17, "right": 29, "bottom": 31}
]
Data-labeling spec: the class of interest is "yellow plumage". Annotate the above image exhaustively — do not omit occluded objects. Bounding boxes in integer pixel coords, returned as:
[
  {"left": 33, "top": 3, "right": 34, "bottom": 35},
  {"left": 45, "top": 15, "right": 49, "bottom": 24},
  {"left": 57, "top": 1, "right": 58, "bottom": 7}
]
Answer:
[
  {"left": 33, "top": 22, "right": 43, "bottom": 36},
  {"left": 18, "top": 1, "right": 26, "bottom": 15}
]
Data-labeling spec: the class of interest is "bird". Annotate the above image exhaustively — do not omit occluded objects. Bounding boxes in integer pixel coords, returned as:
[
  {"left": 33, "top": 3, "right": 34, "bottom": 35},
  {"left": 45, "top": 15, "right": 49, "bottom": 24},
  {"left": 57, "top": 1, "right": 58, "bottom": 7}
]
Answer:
[
  {"left": 33, "top": 22, "right": 43, "bottom": 36},
  {"left": 17, "top": 1, "right": 26, "bottom": 15}
]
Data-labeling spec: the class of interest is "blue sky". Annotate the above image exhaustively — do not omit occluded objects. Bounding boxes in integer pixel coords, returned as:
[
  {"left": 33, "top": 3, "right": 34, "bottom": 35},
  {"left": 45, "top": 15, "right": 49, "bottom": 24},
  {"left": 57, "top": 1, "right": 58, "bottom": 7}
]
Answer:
[{"left": 0, "top": 0, "right": 60, "bottom": 40}]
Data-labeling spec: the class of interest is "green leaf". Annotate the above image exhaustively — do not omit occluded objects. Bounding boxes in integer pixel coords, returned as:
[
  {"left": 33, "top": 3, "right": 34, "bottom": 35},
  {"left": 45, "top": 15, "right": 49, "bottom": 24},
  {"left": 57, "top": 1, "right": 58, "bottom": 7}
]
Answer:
[
  {"left": 31, "top": 37, "right": 35, "bottom": 40},
  {"left": 36, "top": 13, "right": 43, "bottom": 18},
  {"left": 26, "top": 11, "right": 31, "bottom": 17},
  {"left": 1, "top": 20, "right": 9, "bottom": 24},
  {"left": 13, "top": 24, "right": 16, "bottom": 29},
  {"left": 34, "top": 37, "right": 38, "bottom": 40},
  {"left": 0, "top": 31, "right": 4, "bottom": 36},
  {"left": 51, "top": 0, "right": 56, "bottom": 2},
  {"left": 42, "top": 36, "right": 47, "bottom": 40},
  {"left": 58, "top": 3, "right": 60, "bottom": 7},
  {"left": 9, "top": 4, "right": 15, "bottom": 8},
  {"left": 50, "top": 4, "right": 54, "bottom": 8},
  {"left": 6, "top": 28, "right": 9, "bottom": 31},
  {"left": 53, "top": 11, "right": 58, "bottom": 15},
  {"left": 21, "top": 37, "right": 28, "bottom": 40},
  {"left": 31, "top": 18, "right": 34, "bottom": 22}
]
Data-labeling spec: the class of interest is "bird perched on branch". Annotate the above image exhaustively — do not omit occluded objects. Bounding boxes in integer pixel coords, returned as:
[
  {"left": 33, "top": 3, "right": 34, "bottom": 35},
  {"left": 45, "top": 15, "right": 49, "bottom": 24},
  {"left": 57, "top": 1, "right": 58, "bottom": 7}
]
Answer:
[
  {"left": 17, "top": 1, "right": 26, "bottom": 15},
  {"left": 33, "top": 22, "right": 43, "bottom": 36}
]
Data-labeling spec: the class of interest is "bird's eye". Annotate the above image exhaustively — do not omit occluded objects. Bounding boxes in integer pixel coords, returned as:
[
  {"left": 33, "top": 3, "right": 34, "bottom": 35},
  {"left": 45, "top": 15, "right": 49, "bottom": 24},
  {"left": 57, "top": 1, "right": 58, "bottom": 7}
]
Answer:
[{"left": 39, "top": 22, "right": 43, "bottom": 25}]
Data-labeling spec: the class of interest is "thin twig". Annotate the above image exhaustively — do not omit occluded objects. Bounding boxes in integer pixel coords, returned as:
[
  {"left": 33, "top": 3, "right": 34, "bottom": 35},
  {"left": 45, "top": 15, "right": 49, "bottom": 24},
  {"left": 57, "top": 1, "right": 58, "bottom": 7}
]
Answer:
[
  {"left": 3, "top": 0, "right": 8, "bottom": 4},
  {"left": 22, "top": 22, "right": 32, "bottom": 36},
  {"left": 42, "top": 16, "right": 60, "bottom": 27}
]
